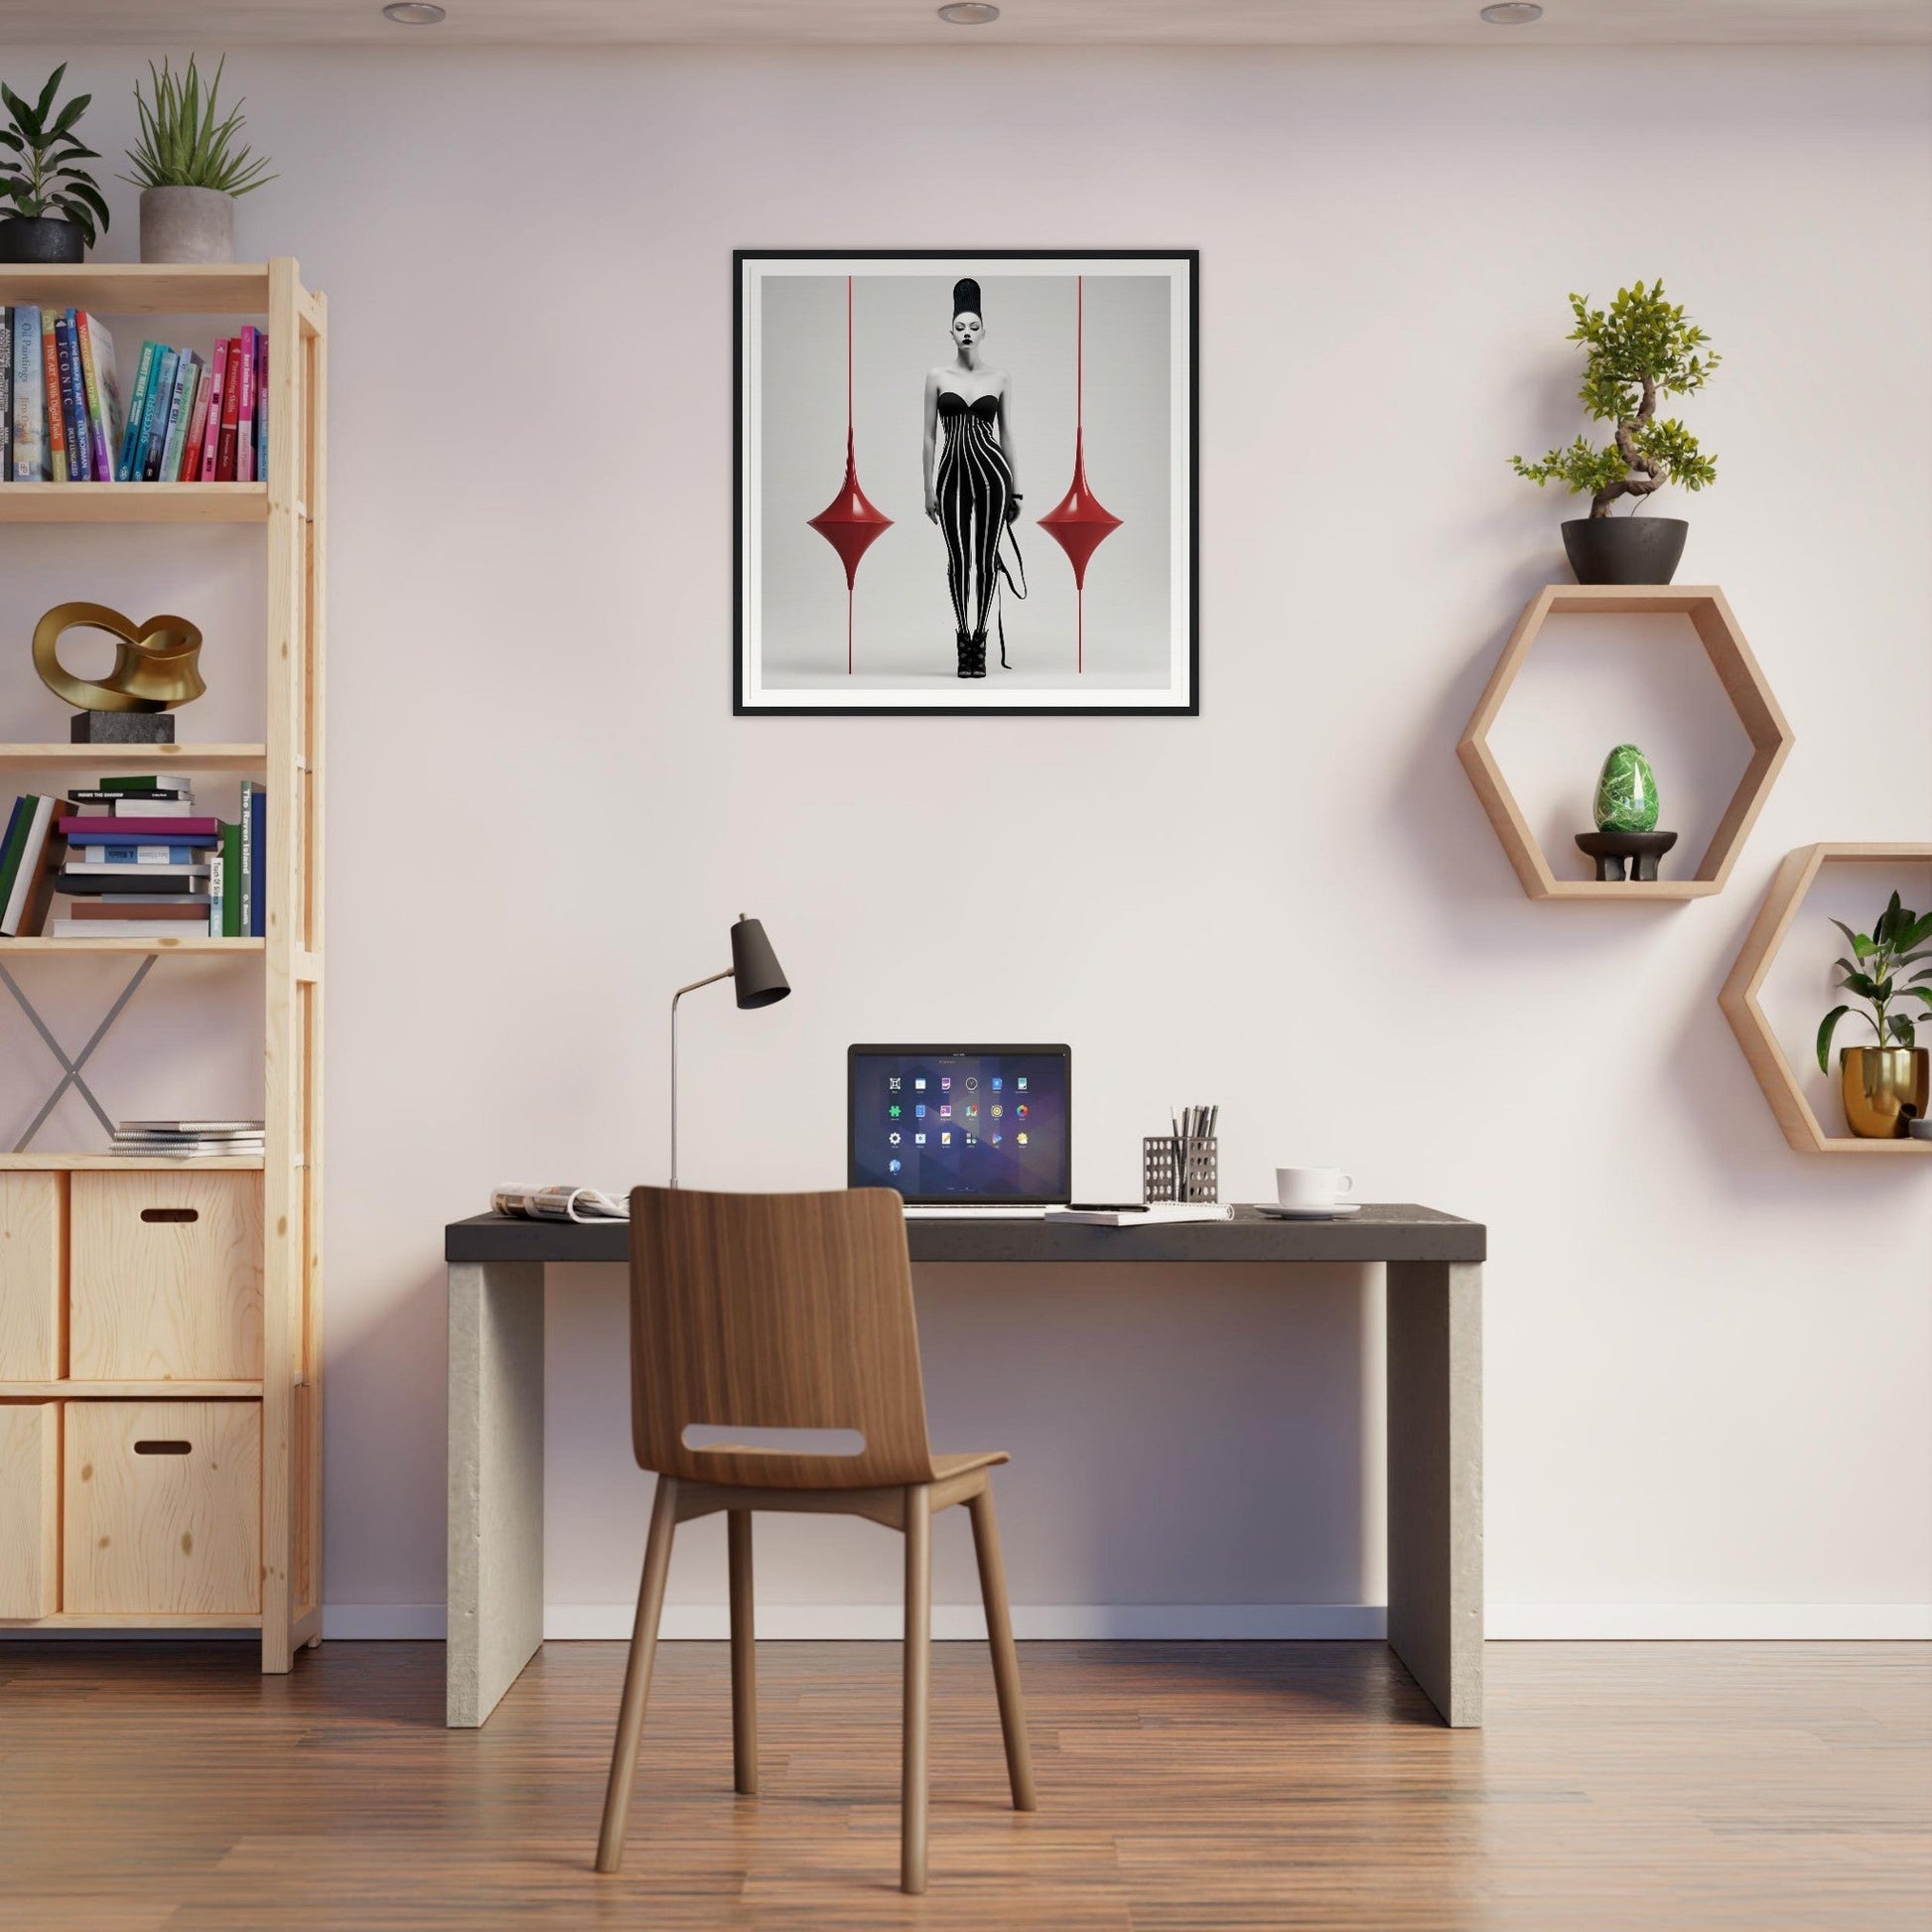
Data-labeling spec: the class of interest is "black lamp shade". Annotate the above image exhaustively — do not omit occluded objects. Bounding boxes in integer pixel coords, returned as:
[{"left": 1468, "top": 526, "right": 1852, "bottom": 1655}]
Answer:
[{"left": 730, "top": 915, "right": 790, "bottom": 1009}]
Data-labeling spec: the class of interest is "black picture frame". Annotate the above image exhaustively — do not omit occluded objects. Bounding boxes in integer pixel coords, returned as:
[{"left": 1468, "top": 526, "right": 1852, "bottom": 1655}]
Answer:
[{"left": 734, "top": 248, "right": 1199, "bottom": 718}]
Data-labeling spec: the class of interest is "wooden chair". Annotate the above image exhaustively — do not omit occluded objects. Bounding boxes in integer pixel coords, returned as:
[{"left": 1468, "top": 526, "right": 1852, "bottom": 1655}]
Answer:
[{"left": 595, "top": 1184, "right": 1037, "bottom": 1894}]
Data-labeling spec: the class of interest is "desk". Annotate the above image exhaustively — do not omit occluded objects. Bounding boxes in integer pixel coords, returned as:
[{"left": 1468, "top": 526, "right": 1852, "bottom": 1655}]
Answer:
[{"left": 444, "top": 1203, "right": 1484, "bottom": 1729}]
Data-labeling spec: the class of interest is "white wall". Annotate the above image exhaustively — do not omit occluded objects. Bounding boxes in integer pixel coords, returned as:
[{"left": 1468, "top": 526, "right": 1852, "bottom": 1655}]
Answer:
[{"left": 4, "top": 43, "right": 1928, "bottom": 1640}]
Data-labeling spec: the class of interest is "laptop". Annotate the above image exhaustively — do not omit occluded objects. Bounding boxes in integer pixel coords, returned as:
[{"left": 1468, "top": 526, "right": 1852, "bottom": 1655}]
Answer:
[{"left": 848, "top": 1044, "right": 1071, "bottom": 1217}]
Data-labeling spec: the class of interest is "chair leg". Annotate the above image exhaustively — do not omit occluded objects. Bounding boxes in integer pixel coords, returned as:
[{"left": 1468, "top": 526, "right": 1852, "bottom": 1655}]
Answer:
[
  {"left": 901, "top": 1483, "right": 932, "bottom": 1895},
  {"left": 728, "top": 1508, "right": 758, "bottom": 1796},
  {"left": 595, "top": 1475, "right": 679, "bottom": 1873},
  {"left": 967, "top": 1484, "right": 1037, "bottom": 1812}
]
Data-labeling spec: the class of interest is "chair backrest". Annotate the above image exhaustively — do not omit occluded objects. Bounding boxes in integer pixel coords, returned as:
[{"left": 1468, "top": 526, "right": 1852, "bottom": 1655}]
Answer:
[{"left": 626, "top": 1185, "right": 939, "bottom": 1490}]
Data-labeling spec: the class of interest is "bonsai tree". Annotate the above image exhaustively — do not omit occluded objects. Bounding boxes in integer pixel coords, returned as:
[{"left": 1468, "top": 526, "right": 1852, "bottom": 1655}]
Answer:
[
  {"left": 1512, "top": 281, "right": 1718, "bottom": 518},
  {"left": 1816, "top": 893, "right": 1932, "bottom": 1071},
  {"left": 122, "top": 56, "right": 276, "bottom": 200},
  {"left": 0, "top": 64, "right": 110, "bottom": 246}
]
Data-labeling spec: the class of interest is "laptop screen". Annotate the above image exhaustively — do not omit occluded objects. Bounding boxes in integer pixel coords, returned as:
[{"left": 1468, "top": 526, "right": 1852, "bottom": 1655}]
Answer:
[{"left": 848, "top": 1045, "right": 1071, "bottom": 1204}]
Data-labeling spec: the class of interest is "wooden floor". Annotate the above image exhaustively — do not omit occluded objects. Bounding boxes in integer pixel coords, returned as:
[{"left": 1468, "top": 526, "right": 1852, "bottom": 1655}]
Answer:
[{"left": 0, "top": 1640, "right": 1925, "bottom": 1930}]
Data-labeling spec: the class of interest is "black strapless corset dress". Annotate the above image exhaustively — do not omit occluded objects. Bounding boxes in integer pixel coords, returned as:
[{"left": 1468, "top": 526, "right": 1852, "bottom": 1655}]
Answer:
[{"left": 936, "top": 390, "right": 1026, "bottom": 663}]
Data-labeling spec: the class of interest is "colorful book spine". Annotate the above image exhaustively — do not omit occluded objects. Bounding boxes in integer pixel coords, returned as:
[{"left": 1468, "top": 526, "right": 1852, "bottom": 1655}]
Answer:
[
  {"left": 159, "top": 353, "right": 200, "bottom": 484},
  {"left": 76, "top": 313, "right": 120, "bottom": 482},
  {"left": 56, "top": 313, "right": 89, "bottom": 481},
  {"left": 198, "top": 340, "right": 228, "bottom": 480},
  {"left": 60, "top": 816, "right": 220, "bottom": 839},
  {"left": 248, "top": 785, "right": 267, "bottom": 938},
  {"left": 254, "top": 333, "right": 268, "bottom": 479},
  {"left": 12, "top": 307, "right": 44, "bottom": 480},
  {"left": 0, "top": 307, "right": 11, "bottom": 478},
  {"left": 118, "top": 340, "right": 159, "bottom": 481},
  {"left": 1, "top": 795, "right": 60, "bottom": 936},
  {"left": 40, "top": 311, "right": 67, "bottom": 484},
  {"left": 239, "top": 780, "right": 255, "bottom": 937},
  {"left": 139, "top": 347, "right": 180, "bottom": 483},
  {"left": 0, "top": 797, "right": 29, "bottom": 906},
  {"left": 220, "top": 821, "right": 242, "bottom": 937},
  {"left": 89, "top": 844, "right": 206, "bottom": 865},
  {"left": 216, "top": 338, "right": 242, "bottom": 481},
  {"left": 235, "top": 327, "right": 258, "bottom": 484},
  {"left": 179, "top": 359, "right": 211, "bottom": 481}
]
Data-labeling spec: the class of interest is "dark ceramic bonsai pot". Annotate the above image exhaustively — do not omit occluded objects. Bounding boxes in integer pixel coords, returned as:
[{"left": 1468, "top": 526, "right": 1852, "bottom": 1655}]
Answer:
[
  {"left": 1561, "top": 516, "right": 1689, "bottom": 586},
  {"left": 0, "top": 215, "right": 86, "bottom": 264}
]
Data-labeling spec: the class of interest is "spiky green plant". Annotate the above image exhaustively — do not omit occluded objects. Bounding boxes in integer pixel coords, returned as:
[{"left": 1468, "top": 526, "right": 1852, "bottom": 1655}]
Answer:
[
  {"left": 1816, "top": 893, "right": 1932, "bottom": 1071},
  {"left": 122, "top": 57, "right": 275, "bottom": 199},
  {"left": 0, "top": 65, "right": 110, "bottom": 245},
  {"left": 1512, "top": 281, "right": 1719, "bottom": 518}
]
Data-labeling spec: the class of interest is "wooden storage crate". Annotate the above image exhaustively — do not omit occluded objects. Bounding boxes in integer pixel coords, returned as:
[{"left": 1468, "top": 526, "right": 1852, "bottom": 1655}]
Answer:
[
  {"left": 64, "top": 1401, "right": 261, "bottom": 1615},
  {"left": 69, "top": 1171, "right": 263, "bottom": 1382},
  {"left": 0, "top": 1402, "right": 61, "bottom": 1617},
  {"left": 0, "top": 1172, "right": 66, "bottom": 1380}
]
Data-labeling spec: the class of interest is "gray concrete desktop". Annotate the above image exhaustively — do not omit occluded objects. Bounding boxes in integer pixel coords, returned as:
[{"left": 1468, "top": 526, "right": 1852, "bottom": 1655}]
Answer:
[{"left": 444, "top": 1204, "right": 1484, "bottom": 1729}]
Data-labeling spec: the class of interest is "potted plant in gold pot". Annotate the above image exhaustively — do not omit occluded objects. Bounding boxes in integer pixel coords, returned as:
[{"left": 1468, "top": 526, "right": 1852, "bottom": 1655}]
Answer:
[{"left": 1817, "top": 893, "right": 1932, "bottom": 1138}]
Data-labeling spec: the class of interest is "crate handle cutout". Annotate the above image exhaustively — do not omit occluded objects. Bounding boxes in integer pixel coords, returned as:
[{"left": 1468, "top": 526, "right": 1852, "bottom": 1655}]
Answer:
[
  {"left": 140, "top": 1207, "right": 200, "bottom": 1224},
  {"left": 681, "top": 1425, "right": 866, "bottom": 1456},
  {"left": 133, "top": 1440, "right": 193, "bottom": 1455}
]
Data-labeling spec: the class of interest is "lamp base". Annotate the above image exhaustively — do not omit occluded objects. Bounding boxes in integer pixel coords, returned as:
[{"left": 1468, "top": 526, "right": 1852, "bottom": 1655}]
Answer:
[{"left": 70, "top": 711, "right": 175, "bottom": 744}]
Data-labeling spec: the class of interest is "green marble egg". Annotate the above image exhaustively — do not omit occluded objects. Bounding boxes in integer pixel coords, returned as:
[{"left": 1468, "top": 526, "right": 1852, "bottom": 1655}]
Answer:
[{"left": 1594, "top": 744, "right": 1659, "bottom": 833}]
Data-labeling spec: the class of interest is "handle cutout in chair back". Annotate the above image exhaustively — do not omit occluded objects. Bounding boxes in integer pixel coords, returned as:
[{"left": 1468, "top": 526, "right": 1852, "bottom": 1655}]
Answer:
[
  {"left": 681, "top": 1424, "right": 866, "bottom": 1458},
  {"left": 140, "top": 1206, "right": 200, "bottom": 1224},
  {"left": 133, "top": 1440, "right": 193, "bottom": 1455}
]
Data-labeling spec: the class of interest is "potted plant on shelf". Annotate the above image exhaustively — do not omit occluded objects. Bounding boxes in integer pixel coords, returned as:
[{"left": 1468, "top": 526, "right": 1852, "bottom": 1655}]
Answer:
[
  {"left": 1816, "top": 893, "right": 1932, "bottom": 1139},
  {"left": 122, "top": 56, "right": 274, "bottom": 265},
  {"left": 1511, "top": 281, "right": 1719, "bottom": 586},
  {"left": 0, "top": 65, "right": 110, "bottom": 264}
]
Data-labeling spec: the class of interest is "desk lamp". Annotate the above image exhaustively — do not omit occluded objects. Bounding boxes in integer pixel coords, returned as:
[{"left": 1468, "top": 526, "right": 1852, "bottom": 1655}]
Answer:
[{"left": 668, "top": 915, "right": 789, "bottom": 1186}]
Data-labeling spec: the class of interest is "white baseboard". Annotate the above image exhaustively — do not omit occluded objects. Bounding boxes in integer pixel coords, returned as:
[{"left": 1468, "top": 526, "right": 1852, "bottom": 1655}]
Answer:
[
  {"left": 1488, "top": 1603, "right": 1932, "bottom": 1640},
  {"left": 309, "top": 1601, "right": 1932, "bottom": 1643}
]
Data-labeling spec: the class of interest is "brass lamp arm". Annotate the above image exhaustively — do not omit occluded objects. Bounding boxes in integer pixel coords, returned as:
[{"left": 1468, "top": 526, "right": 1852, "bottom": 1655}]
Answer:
[{"left": 669, "top": 969, "right": 736, "bottom": 1188}]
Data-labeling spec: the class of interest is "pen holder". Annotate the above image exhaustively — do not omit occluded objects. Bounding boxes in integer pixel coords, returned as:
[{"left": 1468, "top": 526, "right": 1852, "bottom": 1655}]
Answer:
[{"left": 1144, "top": 1135, "right": 1218, "bottom": 1205}]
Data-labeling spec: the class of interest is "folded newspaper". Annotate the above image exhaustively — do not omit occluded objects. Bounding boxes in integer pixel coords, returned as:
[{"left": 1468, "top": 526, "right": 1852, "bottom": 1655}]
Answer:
[{"left": 491, "top": 1184, "right": 630, "bottom": 1224}]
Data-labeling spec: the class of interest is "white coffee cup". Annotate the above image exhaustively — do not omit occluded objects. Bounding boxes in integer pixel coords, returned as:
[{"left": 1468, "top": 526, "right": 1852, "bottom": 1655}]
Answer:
[{"left": 1276, "top": 1167, "right": 1354, "bottom": 1210}]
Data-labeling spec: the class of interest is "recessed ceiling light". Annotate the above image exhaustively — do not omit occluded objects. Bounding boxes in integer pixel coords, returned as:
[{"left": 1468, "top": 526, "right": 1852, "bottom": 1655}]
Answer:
[
  {"left": 382, "top": 2, "right": 447, "bottom": 22},
  {"left": 938, "top": 3, "right": 1001, "bottom": 24},
  {"left": 1479, "top": 2, "right": 1543, "bottom": 21}
]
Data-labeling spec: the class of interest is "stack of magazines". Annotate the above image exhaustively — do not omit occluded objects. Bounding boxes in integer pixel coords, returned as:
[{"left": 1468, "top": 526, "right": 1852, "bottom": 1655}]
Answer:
[{"left": 112, "top": 1119, "right": 265, "bottom": 1159}]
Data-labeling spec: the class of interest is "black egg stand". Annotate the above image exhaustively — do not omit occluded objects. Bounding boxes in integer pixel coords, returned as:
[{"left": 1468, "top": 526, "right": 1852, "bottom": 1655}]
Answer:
[{"left": 1575, "top": 830, "right": 1680, "bottom": 883}]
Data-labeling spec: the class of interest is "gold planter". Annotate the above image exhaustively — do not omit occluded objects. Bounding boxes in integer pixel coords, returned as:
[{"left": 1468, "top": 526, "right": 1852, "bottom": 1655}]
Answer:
[{"left": 1840, "top": 1045, "right": 1930, "bottom": 1139}]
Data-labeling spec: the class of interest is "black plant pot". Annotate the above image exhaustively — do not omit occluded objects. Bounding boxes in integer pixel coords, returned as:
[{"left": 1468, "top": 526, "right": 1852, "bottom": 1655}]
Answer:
[
  {"left": 1561, "top": 516, "right": 1689, "bottom": 586},
  {"left": 0, "top": 215, "right": 86, "bottom": 264}
]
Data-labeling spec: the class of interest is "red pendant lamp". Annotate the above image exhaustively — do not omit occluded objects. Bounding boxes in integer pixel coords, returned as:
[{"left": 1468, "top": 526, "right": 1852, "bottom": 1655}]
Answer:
[
  {"left": 1037, "top": 274, "right": 1122, "bottom": 674},
  {"left": 806, "top": 275, "right": 893, "bottom": 674}
]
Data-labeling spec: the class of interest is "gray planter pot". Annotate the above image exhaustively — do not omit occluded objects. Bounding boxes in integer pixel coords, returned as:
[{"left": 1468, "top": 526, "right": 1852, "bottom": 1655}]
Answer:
[{"left": 139, "top": 186, "right": 236, "bottom": 265}]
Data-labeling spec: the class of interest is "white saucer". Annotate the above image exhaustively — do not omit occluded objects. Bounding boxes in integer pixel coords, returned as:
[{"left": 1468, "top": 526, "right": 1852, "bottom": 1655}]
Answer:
[{"left": 1250, "top": 1201, "right": 1362, "bottom": 1220}]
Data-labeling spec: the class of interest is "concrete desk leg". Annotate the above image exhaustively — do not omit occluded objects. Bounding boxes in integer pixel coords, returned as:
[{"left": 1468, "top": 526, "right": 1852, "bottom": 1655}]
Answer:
[
  {"left": 1386, "top": 1260, "right": 1483, "bottom": 1726},
  {"left": 447, "top": 1260, "right": 546, "bottom": 1727}
]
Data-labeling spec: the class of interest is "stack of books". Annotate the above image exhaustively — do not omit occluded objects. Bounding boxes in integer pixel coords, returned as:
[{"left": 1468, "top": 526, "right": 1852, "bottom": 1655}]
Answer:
[
  {"left": 0, "top": 775, "right": 269, "bottom": 939},
  {"left": 111, "top": 1119, "right": 265, "bottom": 1160},
  {"left": 3, "top": 308, "right": 267, "bottom": 484}
]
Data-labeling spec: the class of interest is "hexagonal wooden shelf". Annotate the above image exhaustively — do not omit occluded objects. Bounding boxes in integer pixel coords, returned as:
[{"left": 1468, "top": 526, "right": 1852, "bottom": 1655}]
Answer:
[
  {"left": 1457, "top": 585, "right": 1795, "bottom": 900},
  {"left": 1719, "top": 842, "right": 1932, "bottom": 1157}
]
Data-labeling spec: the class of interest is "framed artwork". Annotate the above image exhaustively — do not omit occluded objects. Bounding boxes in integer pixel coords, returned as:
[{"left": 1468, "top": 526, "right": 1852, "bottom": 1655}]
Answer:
[{"left": 734, "top": 249, "right": 1198, "bottom": 716}]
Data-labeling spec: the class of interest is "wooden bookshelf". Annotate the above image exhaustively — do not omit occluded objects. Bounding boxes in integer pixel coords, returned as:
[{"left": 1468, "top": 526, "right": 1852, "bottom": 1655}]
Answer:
[
  {"left": 0, "top": 483, "right": 269, "bottom": 523},
  {"left": 0, "top": 744, "right": 268, "bottom": 768},
  {"left": 0, "top": 260, "right": 326, "bottom": 1670}
]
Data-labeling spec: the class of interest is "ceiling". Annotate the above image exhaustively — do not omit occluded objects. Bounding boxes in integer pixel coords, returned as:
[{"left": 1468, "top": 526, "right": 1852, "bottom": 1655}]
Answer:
[{"left": 9, "top": 0, "right": 1930, "bottom": 48}]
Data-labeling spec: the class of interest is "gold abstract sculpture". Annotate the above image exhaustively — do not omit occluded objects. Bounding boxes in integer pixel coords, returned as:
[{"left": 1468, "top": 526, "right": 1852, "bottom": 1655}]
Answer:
[{"left": 33, "top": 602, "right": 206, "bottom": 714}]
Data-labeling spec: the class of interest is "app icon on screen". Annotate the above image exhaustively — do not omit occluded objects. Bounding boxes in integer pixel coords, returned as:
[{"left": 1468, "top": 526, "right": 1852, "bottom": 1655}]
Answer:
[
  {"left": 940, "top": 1076, "right": 952, "bottom": 1091},
  {"left": 1016, "top": 1076, "right": 1028, "bottom": 1090},
  {"left": 1017, "top": 1132, "right": 1029, "bottom": 1146},
  {"left": 889, "top": 1076, "right": 901, "bottom": 1091},
  {"left": 990, "top": 1104, "right": 1003, "bottom": 1119},
  {"left": 990, "top": 1133, "right": 1003, "bottom": 1146},
  {"left": 965, "top": 1135, "right": 977, "bottom": 1146},
  {"left": 939, "top": 1105, "right": 951, "bottom": 1118},
  {"left": 914, "top": 1077, "right": 926, "bottom": 1090},
  {"left": 914, "top": 1134, "right": 926, "bottom": 1145},
  {"left": 889, "top": 1159, "right": 902, "bottom": 1173},
  {"left": 940, "top": 1132, "right": 952, "bottom": 1146},
  {"left": 889, "top": 1104, "right": 901, "bottom": 1118},
  {"left": 965, "top": 1105, "right": 977, "bottom": 1119},
  {"left": 1016, "top": 1103, "right": 1029, "bottom": 1119},
  {"left": 992, "top": 1077, "right": 1003, "bottom": 1092},
  {"left": 889, "top": 1132, "right": 901, "bottom": 1145},
  {"left": 965, "top": 1077, "right": 978, "bottom": 1091},
  {"left": 915, "top": 1103, "right": 927, "bottom": 1119}
]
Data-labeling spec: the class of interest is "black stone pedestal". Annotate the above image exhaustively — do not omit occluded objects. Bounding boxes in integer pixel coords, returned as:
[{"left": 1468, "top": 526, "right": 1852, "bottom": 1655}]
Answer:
[
  {"left": 69, "top": 711, "right": 175, "bottom": 744},
  {"left": 1575, "top": 830, "right": 1679, "bottom": 882}
]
